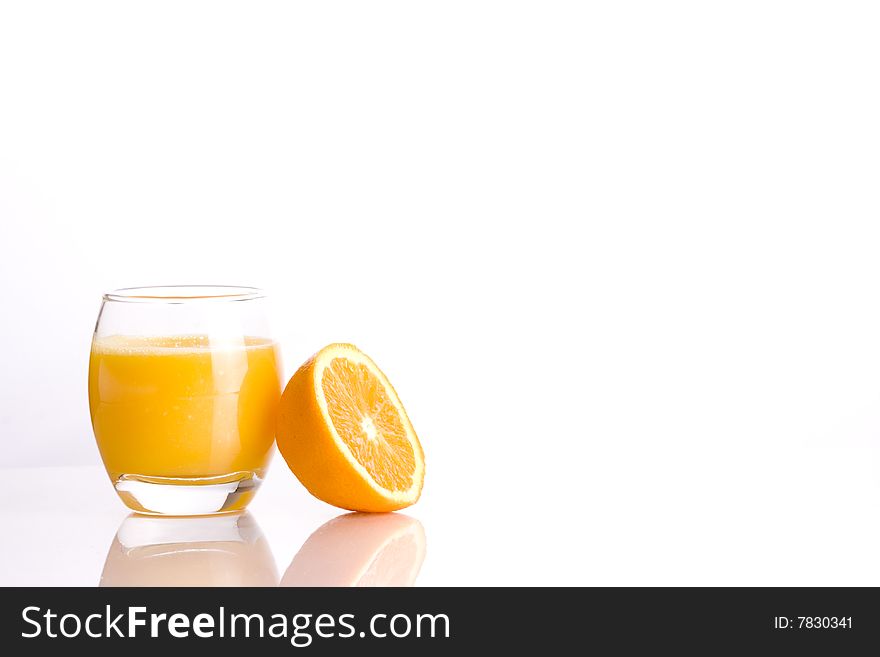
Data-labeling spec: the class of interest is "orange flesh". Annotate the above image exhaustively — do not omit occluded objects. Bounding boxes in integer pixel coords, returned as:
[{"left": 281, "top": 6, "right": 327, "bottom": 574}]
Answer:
[{"left": 321, "top": 358, "right": 415, "bottom": 492}]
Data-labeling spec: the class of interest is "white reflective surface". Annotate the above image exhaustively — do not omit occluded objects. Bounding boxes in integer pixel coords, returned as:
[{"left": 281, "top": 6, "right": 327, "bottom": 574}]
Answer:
[{"left": 2, "top": 443, "right": 879, "bottom": 586}]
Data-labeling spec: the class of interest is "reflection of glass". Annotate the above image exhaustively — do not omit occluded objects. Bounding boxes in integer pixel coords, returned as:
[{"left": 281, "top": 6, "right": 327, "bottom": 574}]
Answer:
[
  {"left": 100, "top": 512, "right": 278, "bottom": 586},
  {"left": 88, "top": 286, "right": 282, "bottom": 515},
  {"left": 281, "top": 513, "right": 426, "bottom": 587}
]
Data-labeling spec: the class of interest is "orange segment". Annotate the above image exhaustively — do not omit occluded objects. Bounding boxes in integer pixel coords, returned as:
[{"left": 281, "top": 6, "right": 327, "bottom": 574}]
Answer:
[
  {"left": 322, "top": 358, "right": 416, "bottom": 492},
  {"left": 276, "top": 343, "right": 425, "bottom": 512}
]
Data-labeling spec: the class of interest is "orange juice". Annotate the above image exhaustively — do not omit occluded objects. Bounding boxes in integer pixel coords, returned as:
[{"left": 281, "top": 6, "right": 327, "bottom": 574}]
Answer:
[{"left": 88, "top": 335, "right": 282, "bottom": 488}]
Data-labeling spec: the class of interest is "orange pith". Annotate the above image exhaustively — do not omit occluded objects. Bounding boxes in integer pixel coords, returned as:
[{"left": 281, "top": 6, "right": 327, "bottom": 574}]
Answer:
[{"left": 322, "top": 358, "right": 416, "bottom": 492}]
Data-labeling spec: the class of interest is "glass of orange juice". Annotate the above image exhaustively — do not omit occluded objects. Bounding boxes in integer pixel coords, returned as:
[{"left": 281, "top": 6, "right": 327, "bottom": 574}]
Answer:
[{"left": 88, "top": 286, "right": 282, "bottom": 515}]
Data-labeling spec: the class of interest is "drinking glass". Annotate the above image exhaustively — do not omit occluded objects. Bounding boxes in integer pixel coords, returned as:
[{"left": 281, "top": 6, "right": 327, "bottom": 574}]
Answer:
[{"left": 88, "top": 285, "right": 282, "bottom": 515}]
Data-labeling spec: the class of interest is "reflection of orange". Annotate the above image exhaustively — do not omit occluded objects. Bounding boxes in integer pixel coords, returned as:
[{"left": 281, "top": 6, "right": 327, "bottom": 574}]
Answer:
[
  {"left": 280, "top": 513, "right": 426, "bottom": 587},
  {"left": 277, "top": 344, "right": 425, "bottom": 512}
]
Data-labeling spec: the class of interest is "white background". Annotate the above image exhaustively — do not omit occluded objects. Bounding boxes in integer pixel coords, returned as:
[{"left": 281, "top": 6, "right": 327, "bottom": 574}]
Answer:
[{"left": 2, "top": 2, "right": 880, "bottom": 585}]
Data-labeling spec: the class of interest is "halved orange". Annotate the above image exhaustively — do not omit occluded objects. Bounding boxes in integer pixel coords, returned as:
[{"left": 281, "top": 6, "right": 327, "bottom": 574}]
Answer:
[{"left": 276, "top": 344, "right": 425, "bottom": 512}]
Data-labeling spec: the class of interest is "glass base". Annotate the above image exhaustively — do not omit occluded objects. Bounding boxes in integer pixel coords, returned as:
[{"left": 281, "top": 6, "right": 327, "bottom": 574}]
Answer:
[{"left": 113, "top": 472, "right": 262, "bottom": 516}]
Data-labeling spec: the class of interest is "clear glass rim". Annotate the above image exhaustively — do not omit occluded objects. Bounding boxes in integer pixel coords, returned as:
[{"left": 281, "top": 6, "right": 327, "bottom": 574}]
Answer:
[{"left": 103, "top": 285, "right": 265, "bottom": 303}]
